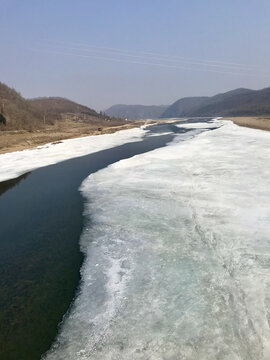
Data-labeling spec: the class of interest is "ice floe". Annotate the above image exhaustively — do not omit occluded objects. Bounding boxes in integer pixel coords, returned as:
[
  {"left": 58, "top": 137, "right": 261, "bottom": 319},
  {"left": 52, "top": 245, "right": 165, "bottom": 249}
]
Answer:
[
  {"left": 0, "top": 127, "right": 146, "bottom": 182},
  {"left": 45, "top": 121, "right": 270, "bottom": 359}
]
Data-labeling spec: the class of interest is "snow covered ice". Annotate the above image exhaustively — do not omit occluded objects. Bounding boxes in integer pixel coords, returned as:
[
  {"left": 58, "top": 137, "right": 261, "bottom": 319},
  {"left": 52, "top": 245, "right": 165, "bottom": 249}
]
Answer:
[
  {"left": 0, "top": 127, "right": 146, "bottom": 182},
  {"left": 44, "top": 120, "right": 270, "bottom": 360}
]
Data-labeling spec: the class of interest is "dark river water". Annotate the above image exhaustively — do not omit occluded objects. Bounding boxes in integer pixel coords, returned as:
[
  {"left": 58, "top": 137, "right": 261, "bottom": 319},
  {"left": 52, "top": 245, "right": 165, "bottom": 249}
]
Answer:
[{"left": 0, "top": 120, "right": 214, "bottom": 360}]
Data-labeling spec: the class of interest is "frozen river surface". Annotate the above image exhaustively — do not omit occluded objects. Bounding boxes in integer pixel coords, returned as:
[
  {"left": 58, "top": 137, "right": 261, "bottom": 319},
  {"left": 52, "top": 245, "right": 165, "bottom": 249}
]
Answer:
[{"left": 44, "top": 120, "right": 270, "bottom": 360}]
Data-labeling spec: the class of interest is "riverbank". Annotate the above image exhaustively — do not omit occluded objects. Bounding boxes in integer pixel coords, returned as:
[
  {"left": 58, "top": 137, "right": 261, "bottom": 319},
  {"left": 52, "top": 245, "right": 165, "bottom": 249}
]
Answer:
[
  {"left": 227, "top": 116, "right": 270, "bottom": 131},
  {"left": 2, "top": 116, "right": 269, "bottom": 156},
  {"left": 0, "top": 119, "right": 145, "bottom": 154},
  {"left": 0, "top": 123, "right": 178, "bottom": 360}
]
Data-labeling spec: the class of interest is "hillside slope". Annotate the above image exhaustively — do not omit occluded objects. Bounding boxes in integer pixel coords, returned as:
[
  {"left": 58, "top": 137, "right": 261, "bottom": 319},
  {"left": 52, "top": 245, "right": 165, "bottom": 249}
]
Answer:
[
  {"left": 105, "top": 104, "right": 167, "bottom": 120},
  {"left": 161, "top": 88, "right": 270, "bottom": 118},
  {"left": 0, "top": 82, "right": 43, "bottom": 130},
  {"left": 28, "top": 97, "right": 99, "bottom": 119},
  {"left": 0, "top": 82, "right": 116, "bottom": 131},
  {"left": 0, "top": 82, "right": 141, "bottom": 153}
]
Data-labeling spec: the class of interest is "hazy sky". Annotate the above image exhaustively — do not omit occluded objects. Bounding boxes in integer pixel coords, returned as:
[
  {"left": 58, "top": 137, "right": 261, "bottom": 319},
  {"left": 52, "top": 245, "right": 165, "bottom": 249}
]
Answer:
[{"left": 1, "top": 0, "right": 270, "bottom": 110}]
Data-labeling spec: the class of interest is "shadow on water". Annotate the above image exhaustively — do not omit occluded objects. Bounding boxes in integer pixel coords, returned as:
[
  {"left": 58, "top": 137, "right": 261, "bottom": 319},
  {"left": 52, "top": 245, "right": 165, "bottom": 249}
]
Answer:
[
  {"left": 0, "top": 172, "right": 30, "bottom": 196},
  {"left": 0, "top": 119, "right": 219, "bottom": 360}
]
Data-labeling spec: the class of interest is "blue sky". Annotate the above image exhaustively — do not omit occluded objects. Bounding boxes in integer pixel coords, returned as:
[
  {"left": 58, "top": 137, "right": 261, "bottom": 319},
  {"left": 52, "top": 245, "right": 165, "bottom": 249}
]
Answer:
[{"left": 1, "top": 0, "right": 270, "bottom": 110}]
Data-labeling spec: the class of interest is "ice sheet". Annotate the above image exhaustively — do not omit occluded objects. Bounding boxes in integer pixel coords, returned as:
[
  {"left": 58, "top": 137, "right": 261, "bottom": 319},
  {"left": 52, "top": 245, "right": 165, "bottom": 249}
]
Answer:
[
  {"left": 44, "top": 121, "right": 270, "bottom": 359},
  {"left": 0, "top": 127, "right": 146, "bottom": 182}
]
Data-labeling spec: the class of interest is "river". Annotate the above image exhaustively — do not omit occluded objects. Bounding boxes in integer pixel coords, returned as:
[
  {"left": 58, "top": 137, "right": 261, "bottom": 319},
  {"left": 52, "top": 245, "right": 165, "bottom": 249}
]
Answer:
[{"left": 0, "top": 119, "right": 216, "bottom": 360}]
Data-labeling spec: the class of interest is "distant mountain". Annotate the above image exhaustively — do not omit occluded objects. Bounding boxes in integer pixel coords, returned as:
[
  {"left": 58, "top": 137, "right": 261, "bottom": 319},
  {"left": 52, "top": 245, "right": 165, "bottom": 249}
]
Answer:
[
  {"left": 161, "top": 97, "right": 209, "bottom": 118},
  {"left": 161, "top": 88, "right": 270, "bottom": 118},
  {"left": 105, "top": 104, "right": 168, "bottom": 120},
  {"left": 28, "top": 97, "right": 99, "bottom": 117}
]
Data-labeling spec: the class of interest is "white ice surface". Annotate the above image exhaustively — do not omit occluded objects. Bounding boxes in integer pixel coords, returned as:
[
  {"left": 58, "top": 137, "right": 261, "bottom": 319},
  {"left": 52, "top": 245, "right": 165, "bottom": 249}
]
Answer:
[
  {"left": 44, "top": 121, "right": 270, "bottom": 360},
  {"left": 175, "top": 117, "right": 227, "bottom": 129},
  {"left": 0, "top": 127, "right": 146, "bottom": 182}
]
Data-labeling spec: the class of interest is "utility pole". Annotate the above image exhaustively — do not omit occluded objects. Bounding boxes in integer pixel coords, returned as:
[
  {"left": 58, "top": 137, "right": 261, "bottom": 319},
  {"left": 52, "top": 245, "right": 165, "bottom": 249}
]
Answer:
[
  {"left": 1, "top": 99, "right": 7, "bottom": 114},
  {"left": 0, "top": 100, "right": 7, "bottom": 126},
  {"left": 43, "top": 110, "right": 47, "bottom": 125}
]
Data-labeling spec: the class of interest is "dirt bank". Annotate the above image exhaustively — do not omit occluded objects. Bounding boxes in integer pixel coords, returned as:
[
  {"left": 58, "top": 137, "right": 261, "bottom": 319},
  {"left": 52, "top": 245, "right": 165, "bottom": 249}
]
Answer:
[
  {"left": 225, "top": 116, "right": 270, "bottom": 131},
  {"left": 0, "top": 120, "right": 145, "bottom": 154}
]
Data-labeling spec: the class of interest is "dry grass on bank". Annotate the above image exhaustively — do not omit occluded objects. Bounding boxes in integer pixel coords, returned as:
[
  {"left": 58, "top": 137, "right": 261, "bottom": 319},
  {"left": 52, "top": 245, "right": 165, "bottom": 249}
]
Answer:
[
  {"left": 226, "top": 116, "right": 270, "bottom": 131},
  {"left": 2, "top": 116, "right": 268, "bottom": 155},
  {"left": 0, "top": 119, "right": 145, "bottom": 154}
]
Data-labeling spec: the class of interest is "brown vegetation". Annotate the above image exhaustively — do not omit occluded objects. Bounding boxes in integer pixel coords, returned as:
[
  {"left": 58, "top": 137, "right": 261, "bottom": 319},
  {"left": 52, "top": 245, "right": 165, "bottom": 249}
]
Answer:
[
  {"left": 0, "top": 81, "right": 125, "bottom": 131},
  {"left": 0, "top": 119, "right": 144, "bottom": 154},
  {"left": 0, "top": 82, "right": 44, "bottom": 130},
  {"left": 0, "top": 81, "right": 142, "bottom": 153},
  {"left": 226, "top": 116, "right": 270, "bottom": 131}
]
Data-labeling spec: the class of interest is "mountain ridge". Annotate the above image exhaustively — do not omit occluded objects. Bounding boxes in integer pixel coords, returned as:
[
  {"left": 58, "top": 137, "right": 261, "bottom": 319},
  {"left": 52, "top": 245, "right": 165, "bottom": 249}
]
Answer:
[
  {"left": 28, "top": 97, "right": 99, "bottom": 117},
  {"left": 105, "top": 104, "right": 167, "bottom": 120},
  {"left": 161, "top": 87, "right": 270, "bottom": 118}
]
